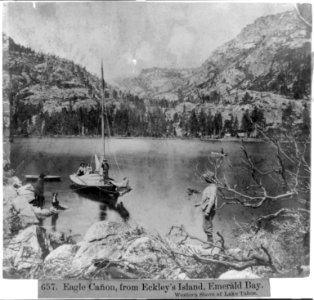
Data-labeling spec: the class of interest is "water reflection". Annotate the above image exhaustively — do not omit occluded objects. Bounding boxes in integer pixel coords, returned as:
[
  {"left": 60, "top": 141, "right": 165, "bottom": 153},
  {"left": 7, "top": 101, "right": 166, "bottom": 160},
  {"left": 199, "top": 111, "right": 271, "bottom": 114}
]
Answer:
[
  {"left": 73, "top": 187, "right": 130, "bottom": 222},
  {"left": 99, "top": 200, "right": 130, "bottom": 222},
  {"left": 99, "top": 202, "right": 107, "bottom": 221},
  {"left": 72, "top": 186, "right": 118, "bottom": 207},
  {"left": 51, "top": 213, "right": 59, "bottom": 231},
  {"left": 115, "top": 202, "right": 130, "bottom": 221}
]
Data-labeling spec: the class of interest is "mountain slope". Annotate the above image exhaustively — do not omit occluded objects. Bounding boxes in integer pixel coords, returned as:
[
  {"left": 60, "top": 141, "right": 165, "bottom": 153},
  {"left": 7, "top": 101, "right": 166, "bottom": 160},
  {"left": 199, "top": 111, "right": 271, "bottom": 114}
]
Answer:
[
  {"left": 116, "top": 10, "right": 311, "bottom": 102},
  {"left": 116, "top": 67, "right": 194, "bottom": 101},
  {"left": 3, "top": 8, "right": 310, "bottom": 139},
  {"left": 3, "top": 34, "right": 131, "bottom": 136},
  {"left": 3, "top": 34, "right": 104, "bottom": 115},
  {"left": 2, "top": 34, "right": 180, "bottom": 137}
]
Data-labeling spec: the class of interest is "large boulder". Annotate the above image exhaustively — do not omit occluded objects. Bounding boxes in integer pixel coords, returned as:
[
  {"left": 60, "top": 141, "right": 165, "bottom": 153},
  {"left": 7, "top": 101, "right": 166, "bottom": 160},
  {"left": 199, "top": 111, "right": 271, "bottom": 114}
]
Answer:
[
  {"left": 16, "top": 183, "right": 35, "bottom": 200},
  {"left": 32, "top": 206, "right": 56, "bottom": 219},
  {"left": 83, "top": 221, "right": 130, "bottom": 242},
  {"left": 226, "top": 248, "right": 245, "bottom": 260},
  {"left": 3, "top": 185, "right": 18, "bottom": 201},
  {"left": 70, "top": 221, "right": 175, "bottom": 279},
  {"left": 3, "top": 186, "right": 38, "bottom": 239},
  {"left": 3, "top": 187, "right": 21, "bottom": 239},
  {"left": 11, "top": 196, "right": 39, "bottom": 227},
  {"left": 5, "top": 176, "right": 22, "bottom": 187},
  {"left": 218, "top": 269, "right": 261, "bottom": 279},
  {"left": 3, "top": 226, "right": 52, "bottom": 276},
  {"left": 123, "top": 236, "right": 162, "bottom": 264},
  {"left": 3, "top": 184, "right": 38, "bottom": 235},
  {"left": 157, "top": 267, "right": 190, "bottom": 280},
  {"left": 70, "top": 221, "right": 132, "bottom": 275},
  {"left": 71, "top": 241, "right": 123, "bottom": 273},
  {"left": 48, "top": 231, "right": 70, "bottom": 249},
  {"left": 43, "top": 244, "right": 80, "bottom": 278}
]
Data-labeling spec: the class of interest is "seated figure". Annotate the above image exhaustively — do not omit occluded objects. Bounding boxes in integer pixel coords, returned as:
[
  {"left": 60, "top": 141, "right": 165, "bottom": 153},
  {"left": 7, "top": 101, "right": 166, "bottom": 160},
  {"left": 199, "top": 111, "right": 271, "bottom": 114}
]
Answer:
[{"left": 76, "top": 163, "right": 85, "bottom": 176}]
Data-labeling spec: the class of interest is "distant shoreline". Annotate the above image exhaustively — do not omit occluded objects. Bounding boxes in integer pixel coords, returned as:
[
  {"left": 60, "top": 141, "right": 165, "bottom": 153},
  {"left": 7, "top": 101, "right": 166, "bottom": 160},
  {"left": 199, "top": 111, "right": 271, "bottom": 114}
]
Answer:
[{"left": 10, "top": 134, "right": 265, "bottom": 143}]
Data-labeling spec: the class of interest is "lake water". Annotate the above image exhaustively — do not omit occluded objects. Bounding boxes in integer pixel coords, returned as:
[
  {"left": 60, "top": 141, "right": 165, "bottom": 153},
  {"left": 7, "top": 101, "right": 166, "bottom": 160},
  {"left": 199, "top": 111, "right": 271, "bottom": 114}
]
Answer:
[{"left": 10, "top": 137, "right": 299, "bottom": 247}]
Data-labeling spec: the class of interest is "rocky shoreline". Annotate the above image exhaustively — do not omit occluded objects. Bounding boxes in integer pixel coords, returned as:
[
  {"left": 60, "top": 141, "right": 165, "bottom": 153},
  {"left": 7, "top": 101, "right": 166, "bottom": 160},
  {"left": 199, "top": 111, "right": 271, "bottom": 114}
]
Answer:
[
  {"left": 2, "top": 174, "right": 287, "bottom": 280},
  {"left": 2, "top": 177, "right": 213, "bottom": 280}
]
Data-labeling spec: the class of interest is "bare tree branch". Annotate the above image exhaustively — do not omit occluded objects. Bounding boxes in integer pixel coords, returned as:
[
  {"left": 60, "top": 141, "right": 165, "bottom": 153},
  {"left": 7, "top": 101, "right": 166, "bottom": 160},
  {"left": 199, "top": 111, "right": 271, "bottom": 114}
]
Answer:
[
  {"left": 252, "top": 208, "right": 306, "bottom": 233},
  {"left": 176, "top": 248, "right": 278, "bottom": 272},
  {"left": 167, "top": 225, "right": 224, "bottom": 251}
]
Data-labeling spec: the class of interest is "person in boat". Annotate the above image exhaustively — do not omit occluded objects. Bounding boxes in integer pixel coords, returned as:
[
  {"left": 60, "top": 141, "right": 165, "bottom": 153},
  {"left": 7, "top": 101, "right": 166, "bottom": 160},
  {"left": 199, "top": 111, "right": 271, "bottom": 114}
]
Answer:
[
  {"left": 76, "top": 162, "right": 85, "bottom": 176},
  {"left": 194, "top": 170, "right": 218, "bottom": 244},
  {"left": 51, "top": 193, "right": 66, "bottom": 210},
  {"left": 34, "top": 173, "right": 46, "bottom": 208},
  {"left": 86, "top": 163, "right": 93, "bottom": 174},
  {"left": 101, "top": 159, "right": 110, "bottom": 181}
]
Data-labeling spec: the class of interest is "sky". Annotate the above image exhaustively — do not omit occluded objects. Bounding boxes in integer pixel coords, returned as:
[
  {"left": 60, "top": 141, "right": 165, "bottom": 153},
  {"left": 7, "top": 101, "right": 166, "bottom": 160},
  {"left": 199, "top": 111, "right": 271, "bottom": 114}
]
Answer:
[{"left": 3, "top": 2, "right": 294, "bottom": 82}]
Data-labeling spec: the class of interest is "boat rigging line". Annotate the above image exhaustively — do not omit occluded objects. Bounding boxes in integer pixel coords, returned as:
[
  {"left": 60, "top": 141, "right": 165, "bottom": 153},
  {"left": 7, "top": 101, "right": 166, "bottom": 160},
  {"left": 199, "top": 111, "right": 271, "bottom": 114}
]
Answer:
[{"left": 103, "top": 84, "right": 122, "bottom": 178}]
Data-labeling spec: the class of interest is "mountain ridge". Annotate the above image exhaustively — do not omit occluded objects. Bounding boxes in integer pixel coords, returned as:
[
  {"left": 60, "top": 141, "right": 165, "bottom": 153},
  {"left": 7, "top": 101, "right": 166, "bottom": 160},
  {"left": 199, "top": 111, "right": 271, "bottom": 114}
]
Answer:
[
  {"left": 3, "top": 8, "right": 310, "bottom": 138},
  {"left": 116, "top": 9, "right": 311, "bottom": 102}
]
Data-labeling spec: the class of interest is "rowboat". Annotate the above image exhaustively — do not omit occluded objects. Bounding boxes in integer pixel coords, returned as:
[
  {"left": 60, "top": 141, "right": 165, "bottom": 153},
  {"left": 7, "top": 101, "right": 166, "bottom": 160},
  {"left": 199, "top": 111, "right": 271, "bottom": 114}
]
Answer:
[
  {"left": 25, "top": 175, "right": 61, "bottom": 181},
  {"left": 209, "top": 152, "right": 228, "bottom": 158},
  {"left": 209, "top": 148, "right": 228, "bottom": 158}
]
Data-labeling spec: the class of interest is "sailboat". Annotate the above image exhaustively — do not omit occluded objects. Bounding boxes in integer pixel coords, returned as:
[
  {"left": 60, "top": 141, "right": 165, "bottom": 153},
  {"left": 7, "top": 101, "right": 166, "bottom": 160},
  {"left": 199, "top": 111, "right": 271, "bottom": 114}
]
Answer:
[{"left": 69, "top": 62, "right": 131, "bottom": 197}]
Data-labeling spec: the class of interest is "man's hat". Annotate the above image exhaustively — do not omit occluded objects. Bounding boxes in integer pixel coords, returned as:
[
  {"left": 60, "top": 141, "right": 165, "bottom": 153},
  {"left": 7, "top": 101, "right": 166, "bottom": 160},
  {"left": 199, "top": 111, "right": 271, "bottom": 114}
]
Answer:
[
  {"left": 39, "top": 173, "right": 46, "bottom": 179},
  {"left": 201, "top": 171, "right": 215, "bottom": 183}
]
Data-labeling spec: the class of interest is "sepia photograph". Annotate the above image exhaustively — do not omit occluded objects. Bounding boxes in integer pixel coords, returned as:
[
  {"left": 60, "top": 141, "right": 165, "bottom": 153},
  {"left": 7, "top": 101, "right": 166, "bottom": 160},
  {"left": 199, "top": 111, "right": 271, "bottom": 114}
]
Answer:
[{"left": 1, "top": 0, "right": 311, "bottom": 284}]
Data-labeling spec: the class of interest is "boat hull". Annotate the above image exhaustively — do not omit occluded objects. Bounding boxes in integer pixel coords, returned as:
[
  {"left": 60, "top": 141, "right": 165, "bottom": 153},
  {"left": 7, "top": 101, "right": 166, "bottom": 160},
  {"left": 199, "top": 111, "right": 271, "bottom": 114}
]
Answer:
[{"left": 69, "top": 174, "right": 118, "bottom": 196}]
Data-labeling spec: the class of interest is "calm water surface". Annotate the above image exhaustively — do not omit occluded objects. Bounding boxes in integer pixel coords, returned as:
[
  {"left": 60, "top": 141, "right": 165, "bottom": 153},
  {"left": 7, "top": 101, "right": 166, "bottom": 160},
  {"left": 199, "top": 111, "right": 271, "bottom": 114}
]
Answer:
[{"left": 11, "top": 137, "right": 296, "bottom": 246}]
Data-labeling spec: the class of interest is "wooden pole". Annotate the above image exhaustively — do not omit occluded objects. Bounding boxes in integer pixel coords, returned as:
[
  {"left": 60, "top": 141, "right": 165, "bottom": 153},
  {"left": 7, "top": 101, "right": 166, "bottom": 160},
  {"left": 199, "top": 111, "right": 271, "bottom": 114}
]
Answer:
[{"left": 101, "top": 60, "right": 105, "bottom": 159}]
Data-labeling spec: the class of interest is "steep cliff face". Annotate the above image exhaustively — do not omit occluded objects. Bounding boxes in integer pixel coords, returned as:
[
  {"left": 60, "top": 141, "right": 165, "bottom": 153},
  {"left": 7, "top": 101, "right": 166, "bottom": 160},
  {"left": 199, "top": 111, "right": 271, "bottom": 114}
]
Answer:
[
  {"left": 192, "top": 10, "right": 311, "bottom": 100},
  {"left": 117, "top": 10, "right": 311, "bottom": 103},
  {"left": 2, "top": 34, "right": 104, "bottom": 115},
  {"left": 3, "top": 34, "right": 128, "bottom": 135},
  {"left": 116, "top": 67, "right": 194, "bottom": 101}
]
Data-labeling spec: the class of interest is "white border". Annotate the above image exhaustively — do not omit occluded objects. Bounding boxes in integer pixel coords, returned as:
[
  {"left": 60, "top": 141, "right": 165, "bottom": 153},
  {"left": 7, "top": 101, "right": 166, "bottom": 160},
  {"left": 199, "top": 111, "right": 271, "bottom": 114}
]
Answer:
[{"left": 0, "top": 0, "right": 313, "bottom": 299}]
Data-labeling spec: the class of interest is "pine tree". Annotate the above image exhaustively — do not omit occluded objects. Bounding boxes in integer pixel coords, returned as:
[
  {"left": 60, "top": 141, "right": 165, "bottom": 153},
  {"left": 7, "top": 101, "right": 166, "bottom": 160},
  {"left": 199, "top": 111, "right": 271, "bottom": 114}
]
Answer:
[
  {"left": 223, "top": 119, "right": 232, "bottom": 134},
  {"left": 177, "top": 89, "right": 184, "bottom": 102},
  {"left": 173, "top": 112, "right": 179, "bottom": 123},
  {"left": 302, "top": 104, "right": 310, "bottom": 136},
  {"left": 232, "top": 116, "right": 239, "bottom": 136},
  {"left": 242, "top": 91, "right": 251, "bottom": 104},
  {"left": 189, "top": 110, "right": 199, "bottom": 137},
  {"left": 214, "top": 113, "right": 223, "bottom": 136},
  {"left": 198, "top": 110, "right": 207, "bottom": 136},
  {"left": 251, "top": 106, "right": 265, "bottom": 127},
  {"left": 282, "top": 102, "right": 293, "bottom": 128},
  {"left": 234, "top": 91, "right": 239, "bottom": 103},
  {"left": 241, "top": 109, "right": 253, "bottom": 134},
  {"left": 206, "top": 112, "right": 213, "bottom": 136},
  {"left": 156, "top": 107, "right": 167, "bottom": 137}
]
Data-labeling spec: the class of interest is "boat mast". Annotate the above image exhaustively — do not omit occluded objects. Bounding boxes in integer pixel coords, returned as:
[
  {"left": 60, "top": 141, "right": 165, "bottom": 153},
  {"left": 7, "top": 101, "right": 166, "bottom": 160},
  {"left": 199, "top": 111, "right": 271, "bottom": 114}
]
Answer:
[{"left": 101, "top": 61, "right": 105, "bottom": 159}]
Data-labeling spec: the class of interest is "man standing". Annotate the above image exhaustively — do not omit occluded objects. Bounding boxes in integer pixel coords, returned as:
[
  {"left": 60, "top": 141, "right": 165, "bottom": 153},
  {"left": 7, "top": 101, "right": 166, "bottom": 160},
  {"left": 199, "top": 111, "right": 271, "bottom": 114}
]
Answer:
[
  {"left": 34, "top": 173, "right": 46, "bottom": 208},
  {"left": 101, "top": 159, "right": 110, "bottom": 182},
  {"left": 195, "top": 170, "right": 218, "bottom": 244}
]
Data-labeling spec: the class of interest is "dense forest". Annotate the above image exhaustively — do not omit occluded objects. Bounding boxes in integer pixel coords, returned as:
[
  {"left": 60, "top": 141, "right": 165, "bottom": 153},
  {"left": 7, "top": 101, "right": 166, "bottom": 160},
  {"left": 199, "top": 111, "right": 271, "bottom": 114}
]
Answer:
[{"left": 13, "top": 93, "right": 310, "bottom": 139}]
